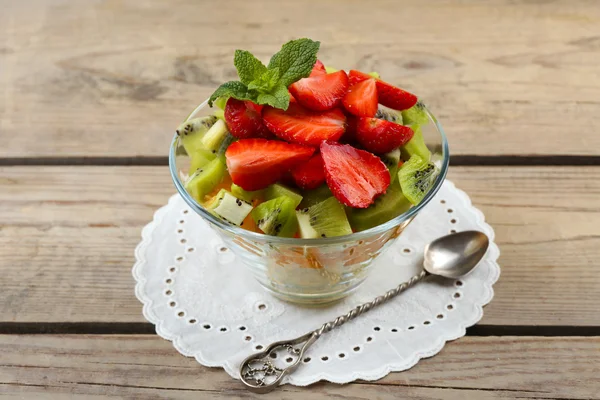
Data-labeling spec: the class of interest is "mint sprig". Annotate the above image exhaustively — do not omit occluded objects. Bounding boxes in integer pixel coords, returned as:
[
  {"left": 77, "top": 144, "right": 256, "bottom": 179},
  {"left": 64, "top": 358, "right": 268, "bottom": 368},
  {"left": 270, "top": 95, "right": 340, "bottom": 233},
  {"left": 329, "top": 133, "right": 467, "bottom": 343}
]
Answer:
[{"left": 208, "top": 38, "right": 320, "bottom": 110}]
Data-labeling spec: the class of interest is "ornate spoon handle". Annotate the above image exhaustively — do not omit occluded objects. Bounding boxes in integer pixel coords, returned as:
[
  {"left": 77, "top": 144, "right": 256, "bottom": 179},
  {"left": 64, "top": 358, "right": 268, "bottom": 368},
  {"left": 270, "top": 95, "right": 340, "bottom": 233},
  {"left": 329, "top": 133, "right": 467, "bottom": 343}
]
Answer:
[{"left": 239, "top": 269, "right": 428, "bottom": 393}]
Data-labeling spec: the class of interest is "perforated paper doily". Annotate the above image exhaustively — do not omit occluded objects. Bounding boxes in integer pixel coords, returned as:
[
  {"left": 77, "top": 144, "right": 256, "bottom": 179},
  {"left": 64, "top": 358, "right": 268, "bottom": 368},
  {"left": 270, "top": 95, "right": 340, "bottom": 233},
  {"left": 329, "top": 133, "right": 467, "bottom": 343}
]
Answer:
[{"left": 133, "top": 180, "right": 500, "bottom": 385}]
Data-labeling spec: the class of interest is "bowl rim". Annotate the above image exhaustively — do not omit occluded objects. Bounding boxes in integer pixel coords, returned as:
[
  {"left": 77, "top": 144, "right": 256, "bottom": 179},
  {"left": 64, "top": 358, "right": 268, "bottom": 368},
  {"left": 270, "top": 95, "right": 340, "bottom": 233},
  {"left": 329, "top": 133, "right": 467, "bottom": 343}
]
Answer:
[{"left": 169, "top": 99, "right": 450, "bottom": 245}]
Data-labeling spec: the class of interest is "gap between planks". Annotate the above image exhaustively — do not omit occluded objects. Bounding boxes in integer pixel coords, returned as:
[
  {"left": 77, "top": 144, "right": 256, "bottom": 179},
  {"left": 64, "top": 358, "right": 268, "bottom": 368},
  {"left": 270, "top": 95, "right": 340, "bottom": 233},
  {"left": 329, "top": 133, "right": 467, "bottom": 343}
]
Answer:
[{"left": 1, "top": 322, "right": 600, "bottom": 336}]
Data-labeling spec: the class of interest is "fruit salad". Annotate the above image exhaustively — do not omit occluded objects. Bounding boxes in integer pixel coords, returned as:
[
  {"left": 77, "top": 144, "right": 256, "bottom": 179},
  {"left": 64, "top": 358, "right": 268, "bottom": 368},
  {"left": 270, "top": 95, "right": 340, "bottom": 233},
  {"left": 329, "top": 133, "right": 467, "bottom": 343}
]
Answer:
[{"left": 176, "top": 39, "right": 440, "bottom": 239}]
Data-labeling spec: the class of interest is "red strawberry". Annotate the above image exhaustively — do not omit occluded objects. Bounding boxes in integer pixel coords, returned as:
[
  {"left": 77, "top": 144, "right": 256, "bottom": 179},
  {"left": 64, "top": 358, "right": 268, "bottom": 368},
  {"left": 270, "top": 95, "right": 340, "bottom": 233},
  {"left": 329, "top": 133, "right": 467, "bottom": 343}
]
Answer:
[
  {"left": 291, "top": 153, "right": 326, "bottom": 190},
  {"left": 262, "top": 103, "right": 346, "bottom": 147},
  {"left": 348, "top": 70, "right": 417, "bottom": 111},
  {"left": 225, "top": 139, "right": 315, "bottom": 191},
  {"left": 356, "top": 117, "right": 414, "bottom": 154},
  {"left": 309, "top": 59, "right": 327, "bottom": 77},
  {"left": 320, "top": 141, "right": 390, "bottom": 208},
  {"left": 224, "top": 98, "right": 272, "bottom": 139},
  {"left": 342, "top": 78, "right": 378, "bottom": 117},
  {"left": 289, "top": 70, "right": 349, "bottom": 111},
  {"left": 245, "top": 101, "right": 263, "bottom": 114}
]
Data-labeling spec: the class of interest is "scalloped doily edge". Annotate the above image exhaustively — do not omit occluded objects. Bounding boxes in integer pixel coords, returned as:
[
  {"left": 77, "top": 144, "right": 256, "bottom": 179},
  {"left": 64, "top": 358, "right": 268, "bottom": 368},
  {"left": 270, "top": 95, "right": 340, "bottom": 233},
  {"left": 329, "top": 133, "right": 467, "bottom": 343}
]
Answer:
[{"left": 132, "top": 179, "right": 501, "bottom": 385}]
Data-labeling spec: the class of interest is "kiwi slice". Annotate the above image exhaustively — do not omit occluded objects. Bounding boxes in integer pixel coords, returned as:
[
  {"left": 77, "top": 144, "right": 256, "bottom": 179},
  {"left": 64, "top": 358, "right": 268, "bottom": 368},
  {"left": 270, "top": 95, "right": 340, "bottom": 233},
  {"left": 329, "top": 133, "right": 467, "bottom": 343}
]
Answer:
[
  {"left": 325, "top": 66, "right": 338, "bottom": 74},
  {"left": 207, "top": 189, "right": 253, "bottom": 226},
  {"left": 201, "top": 119, "right": 230, "bottom": 153},
  {"left": 401, "top": 101, "right": 429, "bottom": 126},
  {"left": 184, "top": 157, "right": 227, "bottom": 202},
  {"left": 177, "top": 116, "right": 218, "bottom": 155},
  {"left": 189, "top": 148, "right": 216, "bottom": 173},
  {"left": 298, "top": 185, "right": 332, "bottom": 209},
  {"left": 214, "top": 96, "right": 228, "bottom": 110},
  {"left": 346, "top": 180, "right": 412, "bottom": 232},
  {"left": 398, "top": 154, "right": 439, "bottom": 205},
  {"left": 401, "top": 125, "right": 431, "bottom": 162},
  {"left": 380, "top": 148, "right": 401, "bottom": 183},
  {"left": 251, "top": 196, "right": 298, "bottom": 237},
  {"left": 264, "top": 183, "right": 303, "bottom": 208},
  {"left": 231, "top": 183, "right": 264, "bottom": 204},
  {"left": 375, "top": 107, "right": 403, "bottom": 124},
  {"left": 296, "top": 197, "right": 353, "bottom": 239},
  {"left": 368, "top": 71, "right": 380, "bottom": 79},
  {"left": 214, "top": 109, "right": 225, "bottom": 120}
]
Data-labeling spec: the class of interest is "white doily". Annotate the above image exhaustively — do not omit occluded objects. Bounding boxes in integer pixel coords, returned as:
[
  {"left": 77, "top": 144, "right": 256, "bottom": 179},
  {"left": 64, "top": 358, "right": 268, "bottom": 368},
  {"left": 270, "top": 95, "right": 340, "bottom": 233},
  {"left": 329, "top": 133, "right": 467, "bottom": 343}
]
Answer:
[{"left": 133, "top": 180, "right": 500, "bottom": 385}]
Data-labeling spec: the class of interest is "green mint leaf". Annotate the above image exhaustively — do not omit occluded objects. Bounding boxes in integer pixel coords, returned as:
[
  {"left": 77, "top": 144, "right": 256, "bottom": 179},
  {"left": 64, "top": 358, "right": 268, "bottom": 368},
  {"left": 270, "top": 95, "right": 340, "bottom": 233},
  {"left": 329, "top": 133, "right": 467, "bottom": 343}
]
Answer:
[
  {"left": 247, "top": 67, "right": 280, "bottom": 93},
  {"left": 208, "top": 81, "right": 254, "bottom": 107},
  {"left": 234, "top": 50, "right": 267, "bottom": 85},
  {"left": 256, "top": 83, "right": 290, "bottom": 110},
  {"left": 268, "top": 38, "right": 320, "bottom": 87}
]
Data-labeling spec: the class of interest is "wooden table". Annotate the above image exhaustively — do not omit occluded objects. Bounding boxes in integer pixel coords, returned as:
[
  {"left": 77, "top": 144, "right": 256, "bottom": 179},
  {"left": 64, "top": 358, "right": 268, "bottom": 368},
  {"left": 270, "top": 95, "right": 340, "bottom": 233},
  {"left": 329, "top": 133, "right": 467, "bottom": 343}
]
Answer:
[{"left": 2, "top": 0, "right": 600, "bottom": 398}]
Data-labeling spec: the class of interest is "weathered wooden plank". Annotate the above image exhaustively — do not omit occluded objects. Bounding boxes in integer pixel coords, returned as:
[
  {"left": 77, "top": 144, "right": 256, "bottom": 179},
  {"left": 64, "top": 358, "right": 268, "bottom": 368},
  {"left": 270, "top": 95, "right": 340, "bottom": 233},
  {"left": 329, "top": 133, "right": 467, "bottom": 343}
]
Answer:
[
  {"left": 0, "top": 166, "right": 599, "bottom": 326},
  {"left": 0, "top": 335, "right": 598, "bottom": 399},
  {"left": 1, "top": 0, "right": 599, "bottom": 157}
]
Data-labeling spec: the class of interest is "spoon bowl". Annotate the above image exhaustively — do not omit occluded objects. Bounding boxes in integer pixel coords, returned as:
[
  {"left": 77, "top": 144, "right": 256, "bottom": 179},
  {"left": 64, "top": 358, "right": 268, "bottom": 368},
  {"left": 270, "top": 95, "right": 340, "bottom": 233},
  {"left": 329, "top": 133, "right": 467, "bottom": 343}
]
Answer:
[{"left": 423, "top": 230, "right": 490, "bottom": 278}]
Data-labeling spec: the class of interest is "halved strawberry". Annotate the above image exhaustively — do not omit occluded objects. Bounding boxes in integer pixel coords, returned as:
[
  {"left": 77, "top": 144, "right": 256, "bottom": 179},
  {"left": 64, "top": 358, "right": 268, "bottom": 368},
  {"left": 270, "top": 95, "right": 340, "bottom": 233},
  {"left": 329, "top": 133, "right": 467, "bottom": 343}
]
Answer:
[
  {"left": 291, "top": 153, "right": 326, "bottom": 190},
  {"left": 262, "top": 103, "right": 346, "bottom": 147},
  {"left": 320, "top": 141, "right": 390, "bottom": 208},
  {"left": 348, "top": 70, "right": 417, "bottom": 111},
  {"left": 309, "top": 59, "right": 327, "bottom": 77},
  {"left": 356, "top": 117, "right": 414, "bottom": 154},
  {"left": 289, "top": 70, "right": 349, "bottom": 111},
  {"left": 245, "top": 101, "right": 263, "bottom": 114},
  {"left": 224, "top": 98, "right": 272, "bottom": 139},
  {"left": 225, "top": 139, "right": 315, "bottom": 191},
  {"left": 342, "top": 78, "right": 378, "bottom": 117}
]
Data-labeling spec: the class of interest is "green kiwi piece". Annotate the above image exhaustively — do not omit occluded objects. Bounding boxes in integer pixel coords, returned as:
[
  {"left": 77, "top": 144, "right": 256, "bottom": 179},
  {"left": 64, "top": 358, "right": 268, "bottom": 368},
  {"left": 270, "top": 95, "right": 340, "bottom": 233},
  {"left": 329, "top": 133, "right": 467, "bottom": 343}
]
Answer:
[
  {"left": 298, "top": 185, "right": 332, "bottom": 209},
  {"left": 214, "top": 109, "right": 225, "bottom": 120},
  {"left": 214, "top": 96, "right": 228, "bottom": 110},
  {"left": 375, "top": 107, "right": 403, "bottom": 124},
  {"left": 346, "top": 180, "right": 412, "bottom": 232},
  {"left": 400, "top": 125, "right": 431, "bottom": 162},
  {"left": 184, "top": 157, "right": 226, "bottom": 202},
  {"left": 296, "top": 197, "right": 353, "bottom": 239},
  {"left": 368, "top": 71, "right": 380, "bottom": 79},
  {"left": 201, "top": 119, "right": 230, "bottom": 153},
  {"left": 401, "top": 101, "right": 429, "bottom": 126},
  {"left": 398, "top": 154, "right": 439, "bottom": 205},
  {"left": 189, "top": 148, "right": 217, "bottom": 173},
  {"left": 325, "top": 66, "right": 338, "bottom": 74},
  {"left": 231, "top": 183, "right": 264, "bottom": 204},
  {"left": 251, "top": 196, "right": 298, "bottom": 237},
  {"left": 380, "top": 148, "right": 401, "bottom": 183},
  {"left": 264, "top": 183, "right": 303, "bottom": 208},
  {"left": 207, "top": 189, "right": 253, "bottom": 226},
  {"left": 177, "top": 116, "right": 218, "bottom": 155}
]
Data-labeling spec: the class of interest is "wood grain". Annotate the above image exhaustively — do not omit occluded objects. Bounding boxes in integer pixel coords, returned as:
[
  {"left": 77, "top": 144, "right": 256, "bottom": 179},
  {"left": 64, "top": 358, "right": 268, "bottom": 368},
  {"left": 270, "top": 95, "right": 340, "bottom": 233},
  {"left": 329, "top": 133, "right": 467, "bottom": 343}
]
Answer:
[
  {"left": 0, "top": 335, "right": 598, "bottom": 399},
  {"left": 1, "top": 166, "right": 599, "bottom": 326},
  {"left": 1, "top": 0, "right": 600, "bottom": 157}
]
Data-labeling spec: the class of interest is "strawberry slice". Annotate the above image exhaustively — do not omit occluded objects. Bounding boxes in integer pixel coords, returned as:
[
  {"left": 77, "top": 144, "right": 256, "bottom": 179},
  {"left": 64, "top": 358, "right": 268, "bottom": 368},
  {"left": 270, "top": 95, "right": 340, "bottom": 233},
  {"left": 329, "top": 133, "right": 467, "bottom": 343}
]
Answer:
[
  {"left": 309, "top": 59, "right": 327, "bottom": 77},
  {"left": 224, "top": 98, "right": 272, "bottom": 139},
  {"left": 289, "top": 70, "right": 349, "bottom": 111},
  {"left": 291, "top": 153, "right": 326, "bottom": 190},
  {"left": 262, "top": 103, "right": 346, "bottom": 147},
  {"left": 342, "top": 78, "right": 378, "bottom": 117},
  {"left": 356, "top": 117, "right": 414, "bottom": 154},
  {"left": 225, "top": 139, "right": 315, "bottom": 191},
  {"left": 320, "top": 141, "right": 390, "bottom": 208},
  {"left": 348, "top": 70, "right": 417, "bottom": 111}
]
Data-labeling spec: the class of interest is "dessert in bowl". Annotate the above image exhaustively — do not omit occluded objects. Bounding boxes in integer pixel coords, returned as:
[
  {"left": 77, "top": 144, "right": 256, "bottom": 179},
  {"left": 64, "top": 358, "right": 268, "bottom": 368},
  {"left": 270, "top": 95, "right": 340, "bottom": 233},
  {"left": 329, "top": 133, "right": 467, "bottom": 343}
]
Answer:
[{"left": 170, "top": 39, "right": 449, "bottom": 304}]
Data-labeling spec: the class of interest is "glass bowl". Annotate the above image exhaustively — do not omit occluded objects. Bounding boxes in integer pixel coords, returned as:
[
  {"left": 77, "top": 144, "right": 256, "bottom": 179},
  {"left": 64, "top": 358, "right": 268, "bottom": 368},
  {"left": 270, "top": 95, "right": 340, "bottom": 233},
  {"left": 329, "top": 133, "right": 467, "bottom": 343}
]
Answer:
[{"left": 170, "top": 99, "right": 449, "bottom": 305}]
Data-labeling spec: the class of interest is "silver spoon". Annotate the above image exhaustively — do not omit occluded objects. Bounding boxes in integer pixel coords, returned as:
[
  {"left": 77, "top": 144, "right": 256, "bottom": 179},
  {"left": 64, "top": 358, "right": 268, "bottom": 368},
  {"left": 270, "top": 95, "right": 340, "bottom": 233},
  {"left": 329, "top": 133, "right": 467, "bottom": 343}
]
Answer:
[{"left": 239, "top": 230, "right": 490, "bottom": 393}]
